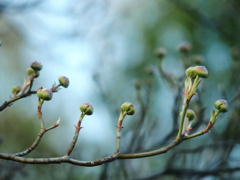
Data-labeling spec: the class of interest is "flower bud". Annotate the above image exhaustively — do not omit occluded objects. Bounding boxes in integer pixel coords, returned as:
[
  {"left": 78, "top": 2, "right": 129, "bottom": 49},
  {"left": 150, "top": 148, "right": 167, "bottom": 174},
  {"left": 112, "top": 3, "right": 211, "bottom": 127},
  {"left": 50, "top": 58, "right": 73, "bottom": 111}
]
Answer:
[
  {"left": 26, "top": 68, "right": 40, "bottom": 77},
  {"left": 121, "top": 102, "right": 135, "bottom": 115},
  {"left": 58, "top": 76, "right": 69, "bottom": 88},
  {"left": 215, "top": 99, "right": 228, "bottom": 113},
  {"left": 155, "top": 48, "right": 167, "bottom": 59},
  {"left": 186, "top": 109, "right": 195, "bottom": 121},
  {"left": 37, "top": 88, "right": 52, "bottom": 101},
  {"left": 186, "top": 66, "right": 209, "bottom": 78},
  {"left": 80, "top": 103, "right": 94, "bottom": 115},
  {"left": 30, "top": 61, "right": 42, "bottom": 71},
  {"left": 11, "top": 85, "right": 21, "bottom": 95},
  {"left": 178, "top": 43, "right": 191, "bottom": 53}
]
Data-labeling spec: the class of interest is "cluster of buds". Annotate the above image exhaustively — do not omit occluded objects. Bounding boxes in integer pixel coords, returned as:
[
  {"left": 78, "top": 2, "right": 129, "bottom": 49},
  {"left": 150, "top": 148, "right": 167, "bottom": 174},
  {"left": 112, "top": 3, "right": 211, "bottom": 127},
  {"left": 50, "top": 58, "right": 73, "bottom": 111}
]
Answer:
[
  {"left": 37, "top": 88, "right": 53, "bottom": 101},
  {"left": 26, "top": 61, "right": 43, "bottom": 78}
]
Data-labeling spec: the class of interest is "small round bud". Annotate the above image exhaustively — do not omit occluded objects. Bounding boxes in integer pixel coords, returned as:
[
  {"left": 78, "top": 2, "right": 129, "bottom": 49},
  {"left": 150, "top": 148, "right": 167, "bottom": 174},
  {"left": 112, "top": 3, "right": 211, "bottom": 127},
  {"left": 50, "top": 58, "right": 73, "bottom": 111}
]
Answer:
[
  {"left": 215, "top": 99, "right": 228, "bottom": 113},
  {"left": 11, "top": 85, "right": 21, "bottom": 94},
  {"left": 30, "top": 61, "right": 42, "bottom": 71},
  {"left": 186, "top": 66, "right": 209, "bottom": 78},
  {"left": 37, "top": 88, "right": 52, "bottom": 101},
  {"left": 121, "top": 102, "right": 135, "bottom": 115},
  {"left": 58, "top": 76, "right": 69, "bottom": 88},
  {"left": 186, "top": 109, "right": 195, "bottom": 121},
  {"left": 178, "top": 43, "right": 191, "bottom": 53},
  {"left": 26, "top": 68, "right": 39, "bottom": 77},
  {"left": 80, "top": 103, "right": 94, "bottom": 115},
  {"left": 155, "top": 48, "right": 167, "bottom": 59}
]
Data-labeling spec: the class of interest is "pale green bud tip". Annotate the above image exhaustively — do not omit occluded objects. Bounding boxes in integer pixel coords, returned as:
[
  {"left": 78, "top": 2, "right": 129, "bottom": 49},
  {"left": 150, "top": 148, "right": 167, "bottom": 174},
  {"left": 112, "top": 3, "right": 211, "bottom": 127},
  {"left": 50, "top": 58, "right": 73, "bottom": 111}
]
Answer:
[
  {"left": 37, "top": 88, "right": 53, "bottom": 101},
  {"left": 121, "top": 102, "right": 135, "bottom": 115},
  {"left": 155, "top": 48, "right": 167, "bottom": 59},
  {"left": 186, "top": 109, "right": 195, "bottom": 121},
  {"left": 26, "top": 68, "right": 40, "bottom": 77},
  {"left": 30, "top": 61, "right": 42, "bottom": 71},
  {"left": 186, "top": 66, "right": 209, "bottom": 78},
  {"left": 11, "top": 85, "right": 21, "bottom": 94},
  {"left": 58, "top": 76, "right": 69, "bottom": 88},
  {"left": 215, "top": 99, "right": 228, "bottom": 113},
  {"left": 80, "top": 103, "right": 94, "bottom": 115}
]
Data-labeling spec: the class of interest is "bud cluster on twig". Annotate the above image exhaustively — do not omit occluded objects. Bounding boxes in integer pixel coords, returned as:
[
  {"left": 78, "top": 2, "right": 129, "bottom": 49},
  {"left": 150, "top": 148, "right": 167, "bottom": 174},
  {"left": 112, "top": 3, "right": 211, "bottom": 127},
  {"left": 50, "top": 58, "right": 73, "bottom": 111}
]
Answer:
[{"left": 0, "top": 49, "right": 229, "bottom": 167}]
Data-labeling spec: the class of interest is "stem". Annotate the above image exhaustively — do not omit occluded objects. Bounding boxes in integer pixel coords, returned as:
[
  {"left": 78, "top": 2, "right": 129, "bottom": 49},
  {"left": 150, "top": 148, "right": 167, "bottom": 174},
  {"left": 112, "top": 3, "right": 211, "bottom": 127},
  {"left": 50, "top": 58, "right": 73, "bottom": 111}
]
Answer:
[
  {"left": 176, "top": 99, "right": 189, "bottom": 140},
  {"left": 118, "top": 139, "right": 180, "bottom": 159},
  {"left": 66, "top": 113, "right": 85, "bottom": 156},
  {"left": 115, "top": 112, "right": 127, "bottom": 154}
]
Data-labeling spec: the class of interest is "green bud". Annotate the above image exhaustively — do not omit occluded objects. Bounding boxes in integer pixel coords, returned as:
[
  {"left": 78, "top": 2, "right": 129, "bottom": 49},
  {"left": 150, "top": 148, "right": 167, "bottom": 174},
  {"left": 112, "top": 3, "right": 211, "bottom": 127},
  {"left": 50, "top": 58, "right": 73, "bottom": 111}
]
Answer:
[
  {"left": 26, "top": 68, "right": 40, "bottom": 77},
  {"left": 11, "top": 85, "right": 21, "bottom": 95},
  {"left": 58, "top": 76, "right": 69, "bottom": 88},
  {"left": 186, "top": 66, "right": 209, "bottom": 78},
  {"left": 80, "top": 103, "right": 94, "bottom": 115},
  {"left": 37, "top": 88, "right": 52, "bottom": 101},
  {"left": 186, "top": 109, "right": 195, "bottom": 121},
  {"left": 215, "top": 99, "right": 228, "bottom": 113},
  {"left": 30, "top": 61, "right": 42, "bottom": 71},
  {"left": 121, "top": 102, "right": 135, "bottom": 115}
]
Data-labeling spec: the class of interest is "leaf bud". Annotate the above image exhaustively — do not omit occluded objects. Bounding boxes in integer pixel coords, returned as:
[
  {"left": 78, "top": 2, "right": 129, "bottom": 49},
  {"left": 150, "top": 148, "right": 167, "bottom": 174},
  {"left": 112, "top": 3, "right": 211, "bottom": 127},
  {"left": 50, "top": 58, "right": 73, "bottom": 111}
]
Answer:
[
  {"left": 58, "top": 76, "right": 69, "bottom": 88},
  {"left": 215, "top": 99, "right": 228, "bottom": 113},
  {"left": 121, "top": 102, "right": 135, "bottom": 115},
  {"left": 80, "top": 103, "right": 94, "bottom": 115},
  {"left": 30, "top": 61, "right": 42, "bottom": 71}
]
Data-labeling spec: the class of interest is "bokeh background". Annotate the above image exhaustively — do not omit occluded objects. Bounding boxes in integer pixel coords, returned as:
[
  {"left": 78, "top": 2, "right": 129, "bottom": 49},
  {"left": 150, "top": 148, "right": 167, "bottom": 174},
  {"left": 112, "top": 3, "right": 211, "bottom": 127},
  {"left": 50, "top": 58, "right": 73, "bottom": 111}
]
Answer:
[{"left": 0, "top": 0, "right": 240, "bottom": 179}]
